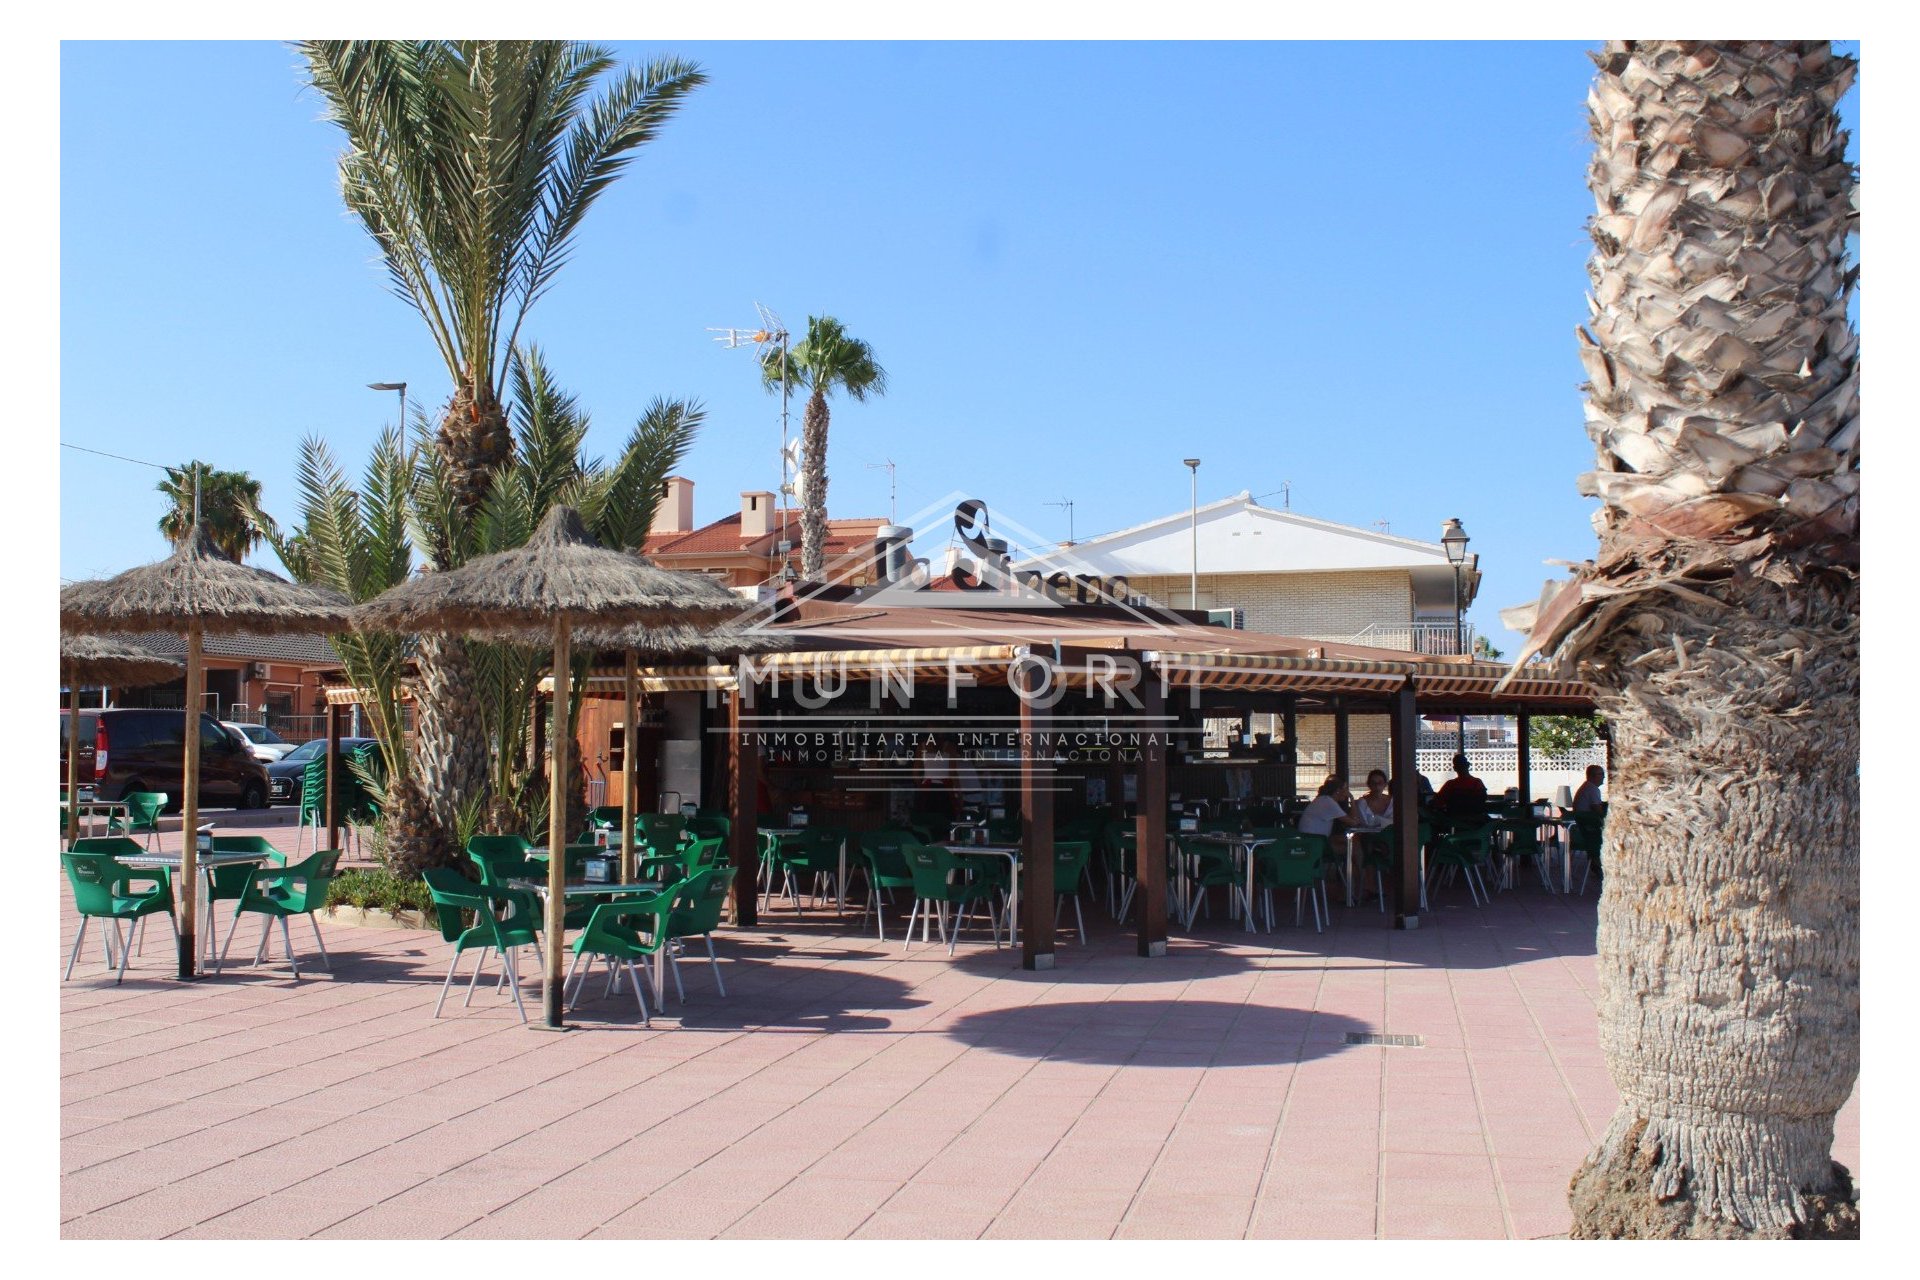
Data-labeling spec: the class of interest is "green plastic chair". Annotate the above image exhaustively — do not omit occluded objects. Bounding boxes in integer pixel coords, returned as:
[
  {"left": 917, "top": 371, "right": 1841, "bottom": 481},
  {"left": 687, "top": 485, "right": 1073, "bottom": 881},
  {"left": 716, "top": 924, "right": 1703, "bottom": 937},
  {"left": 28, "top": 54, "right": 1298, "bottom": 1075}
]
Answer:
[
  {"left": 423, "top": 866, "right": 540, "bottom": 1022},
  {"left": 901, "top": 842, "right": 1001, "bottom": 955},
  {"left": 62, "top": 851, "right": 176, "bottom": 983},
  {"left": 206, "top": 836, "right": 291, "bottom": 964},
  {"left": 1255, "top": 833, "right": 1330, "bottom": 932},
  {"left": 859, "top": 831, "right": 919, "bottom": 942},
  {"left": 1570, "top": 813, "right": 1604, "bottom": 894},
  {"left": 770, "top": 827, "right": 848, "bottom": 913},
  {"left": 465, "top": 836, "right": 545, "bottom": 932},
  {"left": 1428, "top": 825, "right": 1495, "bottom": 907},
  {"left": 660, "top": 865, "right": 738, "bottom": 1001},
  {"left": 1178, "top": 834, "right": 1247, "bottom": 929},
  {"left": 636, "top": 813, "right": 688, "bottom": 857},
  {"left": 1052, "top": 840, "right": 1094, "bottom": 944},
  {"left": 687, "top": 812, "right": 730, "bottom": 842},
  {"left": 215, "top": 850, "right": 341, "bottom": 977},
  {"left": 108, "top": 792, "right": 167, "bottom": 850},
  {"left": 564, "top": 882, "right": 682, "bottom": 1024}
]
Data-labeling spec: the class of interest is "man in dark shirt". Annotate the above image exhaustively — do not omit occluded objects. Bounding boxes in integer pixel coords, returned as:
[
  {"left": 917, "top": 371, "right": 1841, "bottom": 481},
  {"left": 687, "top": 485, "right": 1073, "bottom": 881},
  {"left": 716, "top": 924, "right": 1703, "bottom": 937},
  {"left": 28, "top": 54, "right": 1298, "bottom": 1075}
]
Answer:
[{"left": 1433, "top": 753, "right": 1489, "bottom": 824}]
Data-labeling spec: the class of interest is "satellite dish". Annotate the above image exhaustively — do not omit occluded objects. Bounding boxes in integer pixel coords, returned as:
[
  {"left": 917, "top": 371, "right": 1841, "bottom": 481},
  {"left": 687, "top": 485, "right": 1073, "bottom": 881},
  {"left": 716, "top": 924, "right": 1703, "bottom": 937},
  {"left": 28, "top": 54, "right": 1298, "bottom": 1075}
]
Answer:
[{"left": 791, "top": 469, "right": 810, "bottom": 505}]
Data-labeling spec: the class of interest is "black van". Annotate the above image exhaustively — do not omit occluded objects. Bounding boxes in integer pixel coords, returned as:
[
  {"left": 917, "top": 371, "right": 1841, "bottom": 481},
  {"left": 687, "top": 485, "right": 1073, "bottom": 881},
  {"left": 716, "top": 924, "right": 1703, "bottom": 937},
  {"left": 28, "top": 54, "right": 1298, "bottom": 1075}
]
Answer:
[{"left": 59, "top": 709, "right": 273, "bottom": 810}]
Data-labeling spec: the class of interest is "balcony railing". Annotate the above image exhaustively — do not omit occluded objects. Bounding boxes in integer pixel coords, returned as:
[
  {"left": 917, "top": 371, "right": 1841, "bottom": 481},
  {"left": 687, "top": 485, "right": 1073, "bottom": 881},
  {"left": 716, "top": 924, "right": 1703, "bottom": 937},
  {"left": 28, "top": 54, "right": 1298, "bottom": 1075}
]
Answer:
[{"left": 1348, "top": 621, "right": 1476, "bottom": 656}]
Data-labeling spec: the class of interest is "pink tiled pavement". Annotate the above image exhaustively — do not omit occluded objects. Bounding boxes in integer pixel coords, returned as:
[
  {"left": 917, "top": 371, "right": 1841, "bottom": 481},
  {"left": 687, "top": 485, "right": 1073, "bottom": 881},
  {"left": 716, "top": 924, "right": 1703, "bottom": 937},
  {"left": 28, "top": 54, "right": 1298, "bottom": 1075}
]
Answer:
[{"left": 60, "top": 810, "right": 1863, "bottom": 1239}]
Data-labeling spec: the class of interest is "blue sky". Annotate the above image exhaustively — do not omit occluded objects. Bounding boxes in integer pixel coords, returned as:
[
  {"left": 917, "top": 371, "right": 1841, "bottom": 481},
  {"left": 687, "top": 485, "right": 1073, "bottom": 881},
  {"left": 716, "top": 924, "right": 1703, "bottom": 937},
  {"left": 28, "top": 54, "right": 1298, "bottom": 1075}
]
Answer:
[{"left": 59, "top": 40, "right": 1860, "bottom": 654}]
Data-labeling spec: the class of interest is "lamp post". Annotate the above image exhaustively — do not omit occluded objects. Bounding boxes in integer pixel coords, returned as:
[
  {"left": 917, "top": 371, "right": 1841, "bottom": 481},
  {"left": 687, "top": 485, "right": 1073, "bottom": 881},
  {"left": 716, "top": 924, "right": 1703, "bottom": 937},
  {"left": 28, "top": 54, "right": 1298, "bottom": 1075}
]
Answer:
[
  {"left": 368, "top": 381, "right": 407, "bottom": 433},
  {"left": 1440, "top": 517, "right": 1470, "bottom": 751},
  {"left": 1184, "top": 458, "right": 1202, "bottom": 611}
]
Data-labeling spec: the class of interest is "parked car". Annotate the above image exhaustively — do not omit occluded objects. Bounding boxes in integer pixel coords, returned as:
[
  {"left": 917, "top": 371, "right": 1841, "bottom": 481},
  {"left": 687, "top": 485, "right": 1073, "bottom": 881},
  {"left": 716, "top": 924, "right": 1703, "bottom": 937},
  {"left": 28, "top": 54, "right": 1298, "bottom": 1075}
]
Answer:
[
  {"left": 58, "top": 708, "right": 273, "bottom": 810},
  {"left": 267, "top": 737, "right": 380, "bottom": 805},
  {"left": 222, "top": 721, "right": 297, "bottom": 763}
]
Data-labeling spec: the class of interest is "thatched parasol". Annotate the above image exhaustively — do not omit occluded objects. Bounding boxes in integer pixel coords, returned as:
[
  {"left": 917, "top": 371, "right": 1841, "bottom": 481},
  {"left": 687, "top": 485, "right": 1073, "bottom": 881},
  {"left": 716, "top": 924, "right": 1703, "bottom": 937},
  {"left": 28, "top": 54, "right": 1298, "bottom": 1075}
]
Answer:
[
  {"left": 61, "top": 635, "right": 184, "bottom": 848},
  {"left": 574, "top": 615, "right": 792, "bottom": 884},
  {"left": 60, "top": 525, "right": 353, "bottom": 979},
  {"left": 356, "top": 505, "right": 747, "bottom": 1029}
]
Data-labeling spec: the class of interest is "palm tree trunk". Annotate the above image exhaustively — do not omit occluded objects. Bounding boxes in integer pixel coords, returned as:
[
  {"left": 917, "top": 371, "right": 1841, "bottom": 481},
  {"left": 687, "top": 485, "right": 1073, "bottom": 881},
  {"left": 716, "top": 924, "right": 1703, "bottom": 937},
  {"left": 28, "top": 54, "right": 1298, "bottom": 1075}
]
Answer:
[
  {"left": 1554, "top": 41, "right": 1860, "bottom": 1237},
  {"left": 799, "top": 388, "right": 830, "bottom": 580},
  {"left": 438, "top": 384, "right": 514, "bottom": 514},
  {"left": 1568, "top": 577, "right": 1858, "bottom": 1238},
  {"left": 392, "top": 632, "right": 490, "bottom": 875}
]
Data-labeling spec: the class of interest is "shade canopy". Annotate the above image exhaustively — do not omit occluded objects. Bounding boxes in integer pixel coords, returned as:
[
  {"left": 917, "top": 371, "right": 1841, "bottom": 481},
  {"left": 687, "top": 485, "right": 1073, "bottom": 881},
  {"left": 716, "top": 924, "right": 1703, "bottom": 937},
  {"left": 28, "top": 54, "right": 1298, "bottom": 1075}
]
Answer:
[
  {"left": 355, "top": 505, "right": 748, "bottom": 636},
  {"left": 574, "top": 615, "right": 793, "bottom": 661},
  {"left": 60, "top": 524, "right": 353, "bottom": 634},
  {"left": 59, "top": 634, "right": 184, "bottom": 688}
]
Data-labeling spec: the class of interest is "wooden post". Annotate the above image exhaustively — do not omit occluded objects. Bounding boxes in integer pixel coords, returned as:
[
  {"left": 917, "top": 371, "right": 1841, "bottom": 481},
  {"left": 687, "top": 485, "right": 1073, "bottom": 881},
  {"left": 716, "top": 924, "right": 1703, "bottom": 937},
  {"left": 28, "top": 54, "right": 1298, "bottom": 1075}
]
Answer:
[
  {"left": 542, "top": 620, "right": 571, "bottom": 1029},
  {"left": 324, "top": 701, "right": 341, "bottom": 852},
  {"left": 64, "top": 675, "right": 81, "bottom": 849},
  {"left": 1390, "top": 681, "right": 1421, "bottom": 929},
  {"left": 178, "top": 622, "right": 204, "bottom": 979},
  {"left": 1135, "top": 674, "right": 1168, "bottom": 957},
  {"left": 1516, "top": 710, "right": 1532, "bottom": 806},
  {"left": 1333, "top": 697, "right": 1351, "bottom": 788},
  {"left": 1018, "top": 662, "right": 1055, "bottom": 970},
  {"left": 728, "top": 687, "right": 760, "bottom": 927},
  {"left": 1280, "top": 694, "right": 1299, "bottom": 803},
  {"left": 621, "top": 649, "right": 638, "bottom": 884}
]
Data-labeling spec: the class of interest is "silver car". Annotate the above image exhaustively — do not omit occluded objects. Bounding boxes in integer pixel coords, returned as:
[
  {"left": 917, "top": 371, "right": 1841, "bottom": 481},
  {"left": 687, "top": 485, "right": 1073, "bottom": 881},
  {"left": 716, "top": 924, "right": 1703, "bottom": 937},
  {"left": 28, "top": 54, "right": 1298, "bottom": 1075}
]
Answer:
[{"left": 222, "top": 722, "right": 297, "bottom": 763}]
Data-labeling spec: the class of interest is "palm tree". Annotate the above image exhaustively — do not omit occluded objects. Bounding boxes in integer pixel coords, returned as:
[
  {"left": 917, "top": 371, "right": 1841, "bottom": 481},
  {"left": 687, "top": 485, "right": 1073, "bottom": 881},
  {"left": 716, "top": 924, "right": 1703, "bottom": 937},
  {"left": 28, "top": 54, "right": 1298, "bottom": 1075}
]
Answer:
[
  {"left": 299, "top": 40, "right": 705, "bottom": 862},
  {"left": 300, "top": 41, "right": 705, "bottom": 515},
  {"left": 157, "top": 462, "right": 269, "bottom": 561},
  {"left": 762, "top": 316, "right": 886, "bottom": 579},
  {"left": 260, "top": 430, "right": 416, "bottom": 804},
  {"left": 410, "top": 346, "right": 702, "bottom": 852},
  {"left": 1519, "top": 41, "right": 1858, "bottom": 1237}
]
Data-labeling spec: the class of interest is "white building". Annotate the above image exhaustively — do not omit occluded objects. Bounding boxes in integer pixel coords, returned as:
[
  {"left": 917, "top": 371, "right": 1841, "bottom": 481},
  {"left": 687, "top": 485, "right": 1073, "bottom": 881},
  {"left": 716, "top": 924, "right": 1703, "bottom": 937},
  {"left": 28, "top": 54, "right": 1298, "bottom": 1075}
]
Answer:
[{"left": 1027, "top": 491, "right": 1482, "bottom": 654}]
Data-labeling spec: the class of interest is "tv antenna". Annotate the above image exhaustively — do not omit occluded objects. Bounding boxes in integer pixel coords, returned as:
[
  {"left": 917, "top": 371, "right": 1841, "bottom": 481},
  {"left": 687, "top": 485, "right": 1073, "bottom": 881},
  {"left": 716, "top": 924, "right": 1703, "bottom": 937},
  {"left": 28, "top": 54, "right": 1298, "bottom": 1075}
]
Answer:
[
  {"left": 710, "top": 303, "right": 793, "bottom": 502},
  {"left": 1045, "top": 497, "right": 1075, "bottom": 543},
  {"left": 867, "top": 459, "right": 898, "bottom": 523}
]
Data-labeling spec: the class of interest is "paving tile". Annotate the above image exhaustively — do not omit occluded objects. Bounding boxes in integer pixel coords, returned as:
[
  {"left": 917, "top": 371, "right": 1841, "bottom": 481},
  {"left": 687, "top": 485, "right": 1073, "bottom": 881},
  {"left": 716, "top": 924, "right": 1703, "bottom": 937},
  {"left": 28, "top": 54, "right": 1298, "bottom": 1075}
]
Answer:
[{"left": 54, "top": 866, "right": 1859, "bottom": 1243}]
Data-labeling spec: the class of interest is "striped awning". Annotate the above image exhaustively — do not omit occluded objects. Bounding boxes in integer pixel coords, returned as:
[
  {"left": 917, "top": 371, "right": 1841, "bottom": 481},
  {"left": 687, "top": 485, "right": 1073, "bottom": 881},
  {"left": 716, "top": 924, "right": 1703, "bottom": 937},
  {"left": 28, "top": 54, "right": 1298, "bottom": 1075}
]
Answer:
[
  {"left": 323, "top": 685, "right": 413, "bottom": 707},
  {"left": 1144, "top": 650, "right": 1408, "bottom": 693},
  {"left": 539, "top": 664, "right": 738, "bottom": 695},
  {"left": 1412, "top": 662, "right": 1597, "bottom": 701}
]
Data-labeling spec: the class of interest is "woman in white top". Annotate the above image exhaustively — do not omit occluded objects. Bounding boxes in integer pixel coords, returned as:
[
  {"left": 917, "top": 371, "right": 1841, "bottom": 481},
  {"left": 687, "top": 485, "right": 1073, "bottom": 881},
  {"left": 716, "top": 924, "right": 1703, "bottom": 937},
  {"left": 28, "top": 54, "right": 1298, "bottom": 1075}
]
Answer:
[
  {"left": 1298, "top": 778, "right": 1351, "bottom": 838},
  {"left": 1349, "top": 769, "right": 1394, "bottom": 831}
]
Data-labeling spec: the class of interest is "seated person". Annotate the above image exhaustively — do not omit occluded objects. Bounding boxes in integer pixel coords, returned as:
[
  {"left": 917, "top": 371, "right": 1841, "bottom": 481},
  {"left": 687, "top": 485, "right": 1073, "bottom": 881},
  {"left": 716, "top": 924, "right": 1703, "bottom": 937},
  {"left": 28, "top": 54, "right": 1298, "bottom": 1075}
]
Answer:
[
  {"left": 1349, "top": 769, "right": 1394, "bottom": 831},
  {"left": 1572, "top": 764, "right": 1606, "bottom": 814},
  {"left": 1298, "top": 777, "right": 1352, "bottom": 840},
  {"left": 1433, "top": 754, "right": 1489, "bottom": 825}
]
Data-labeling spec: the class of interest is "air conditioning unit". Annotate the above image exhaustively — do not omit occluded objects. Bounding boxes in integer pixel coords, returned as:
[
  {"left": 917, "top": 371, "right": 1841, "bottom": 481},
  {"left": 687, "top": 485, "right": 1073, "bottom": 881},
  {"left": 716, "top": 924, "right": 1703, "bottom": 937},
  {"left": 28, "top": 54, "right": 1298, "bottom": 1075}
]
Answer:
[
  {"left": 1206, "top": 607, "right": 1246, "bottom": 630},
  {"left": 248, "top": 663, "right": 270, "bottom": 680}
]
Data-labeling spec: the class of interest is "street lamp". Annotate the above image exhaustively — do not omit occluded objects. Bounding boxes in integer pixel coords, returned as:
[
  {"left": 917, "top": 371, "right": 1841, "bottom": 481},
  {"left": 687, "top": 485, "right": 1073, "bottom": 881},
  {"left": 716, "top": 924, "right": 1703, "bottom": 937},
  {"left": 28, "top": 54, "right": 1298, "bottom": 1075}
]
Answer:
[
  {"left": 368, "top": 382, "right": 407, "bottom": 433},
  {"left": 1440, "top": 517, "right": 1470, "bottom": 653},
  {"left": 1184, "top": 458, "right": 1202, "bottom": 611},
  {"left": 1440, "top": 517, "right": 1471, "bottom": 751}
]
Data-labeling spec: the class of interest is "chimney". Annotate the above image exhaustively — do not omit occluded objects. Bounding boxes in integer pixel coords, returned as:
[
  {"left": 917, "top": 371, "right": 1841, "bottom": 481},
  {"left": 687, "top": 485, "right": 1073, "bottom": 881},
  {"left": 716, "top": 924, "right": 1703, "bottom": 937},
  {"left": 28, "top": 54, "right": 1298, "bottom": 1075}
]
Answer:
[
  {"left": 652, "top": 476, "right": 694, "bottom": 535},
  {"left": 740, "top": 490, "right": 776, "bottom": 539}
]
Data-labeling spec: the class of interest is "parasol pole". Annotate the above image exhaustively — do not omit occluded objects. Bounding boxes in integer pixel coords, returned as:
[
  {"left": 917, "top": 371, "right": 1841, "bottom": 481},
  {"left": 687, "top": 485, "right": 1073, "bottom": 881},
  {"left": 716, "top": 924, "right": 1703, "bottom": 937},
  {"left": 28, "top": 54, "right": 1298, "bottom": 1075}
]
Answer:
[
  {"left": 543, "top": 619, "right": 572, "bottom": 1028},
  {"left": 65, "top": 666, "right": 81, "bottom": 849},
  {"left": 179, "top": 620, "right": 204, "bottom": 979},
  {"left": 621, "top": 648, "right": 638, "bottom": 885}
]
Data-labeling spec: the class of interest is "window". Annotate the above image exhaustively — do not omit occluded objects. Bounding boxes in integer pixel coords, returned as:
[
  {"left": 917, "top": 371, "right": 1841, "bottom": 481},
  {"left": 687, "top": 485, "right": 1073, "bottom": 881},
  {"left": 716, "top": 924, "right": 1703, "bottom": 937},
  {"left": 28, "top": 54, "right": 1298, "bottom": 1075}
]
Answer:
[{"left": 609, "top": 725, "right": 625, "bottom": 773}]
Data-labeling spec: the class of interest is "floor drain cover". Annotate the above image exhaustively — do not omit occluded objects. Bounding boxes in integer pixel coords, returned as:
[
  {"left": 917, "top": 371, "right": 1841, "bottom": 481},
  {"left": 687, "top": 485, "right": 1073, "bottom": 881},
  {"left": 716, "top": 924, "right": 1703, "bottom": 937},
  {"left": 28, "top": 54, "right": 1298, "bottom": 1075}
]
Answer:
[{"left": 1345, "top": 1032, "right": 1424, "bottom": 1047}]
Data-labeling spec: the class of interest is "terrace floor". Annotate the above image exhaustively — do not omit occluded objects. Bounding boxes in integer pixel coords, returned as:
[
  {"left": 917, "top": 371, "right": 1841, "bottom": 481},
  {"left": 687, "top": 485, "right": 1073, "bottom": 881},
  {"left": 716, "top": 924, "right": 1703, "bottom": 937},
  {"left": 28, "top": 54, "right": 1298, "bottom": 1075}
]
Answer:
[{"left": 59, "top": 812, "right": 1861, "bottom": 1240}]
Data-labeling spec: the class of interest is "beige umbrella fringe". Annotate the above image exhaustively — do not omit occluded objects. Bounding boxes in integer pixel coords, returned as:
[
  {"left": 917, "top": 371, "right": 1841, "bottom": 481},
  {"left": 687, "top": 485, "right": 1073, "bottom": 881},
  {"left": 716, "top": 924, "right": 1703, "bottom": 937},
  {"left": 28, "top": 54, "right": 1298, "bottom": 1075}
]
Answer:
[
  {"left": 60, "top": 524, "right": 352, "bottom": 635},
  {"left": 354, "top": 506, "right": 748, "bottom": 636},
  {"left": 60, "top": 635, "right": 185, "bottom": 689}
]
